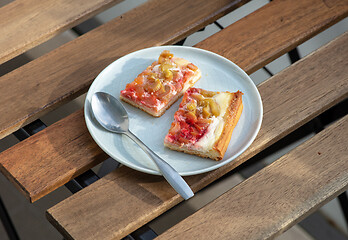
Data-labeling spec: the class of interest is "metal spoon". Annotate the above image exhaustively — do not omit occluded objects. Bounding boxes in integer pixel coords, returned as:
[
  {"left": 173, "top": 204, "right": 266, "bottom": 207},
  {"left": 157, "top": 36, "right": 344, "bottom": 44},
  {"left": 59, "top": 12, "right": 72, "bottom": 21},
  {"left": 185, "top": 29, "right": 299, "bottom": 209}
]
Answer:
[{"left": 91, "top": 92, "right": 194, "bottom": 200}]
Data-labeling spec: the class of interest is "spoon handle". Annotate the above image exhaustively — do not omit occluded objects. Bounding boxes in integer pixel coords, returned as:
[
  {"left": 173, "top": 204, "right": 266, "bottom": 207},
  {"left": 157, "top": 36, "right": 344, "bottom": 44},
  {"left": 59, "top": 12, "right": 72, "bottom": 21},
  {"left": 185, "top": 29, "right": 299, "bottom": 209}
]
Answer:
[{"left": 125, "top": 130, "right": 194, "bottom": 200}]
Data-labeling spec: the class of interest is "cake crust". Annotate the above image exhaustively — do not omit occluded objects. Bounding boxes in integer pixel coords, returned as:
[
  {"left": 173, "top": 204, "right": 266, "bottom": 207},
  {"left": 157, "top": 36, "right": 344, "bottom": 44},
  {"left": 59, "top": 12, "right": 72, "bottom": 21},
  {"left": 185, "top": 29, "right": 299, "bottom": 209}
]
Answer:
[
  {"left": 212, "top": 91, "right": 244, "bottom": 160},
  {"left": 120, "top": 91, "right": 181, "bottom": 117}
]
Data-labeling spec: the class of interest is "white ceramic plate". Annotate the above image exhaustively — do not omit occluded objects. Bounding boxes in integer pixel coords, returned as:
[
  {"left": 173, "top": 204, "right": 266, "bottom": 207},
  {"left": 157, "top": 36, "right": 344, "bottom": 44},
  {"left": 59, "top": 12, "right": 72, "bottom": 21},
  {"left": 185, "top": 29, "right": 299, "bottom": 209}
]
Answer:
[{"left": 84, "top": 46, "right": 262, "bottom": 176}]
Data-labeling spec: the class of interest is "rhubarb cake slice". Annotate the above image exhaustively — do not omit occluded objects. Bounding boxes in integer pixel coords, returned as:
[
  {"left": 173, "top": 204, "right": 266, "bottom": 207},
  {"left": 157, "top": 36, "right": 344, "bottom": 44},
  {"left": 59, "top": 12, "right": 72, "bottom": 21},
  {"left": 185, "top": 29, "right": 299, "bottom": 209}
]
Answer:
[
  {"left": 120, "top": 50, "right": 201, "bottom": 117},
  {"left": 164, "top": 87, "right": 243, "bottom": 160}
]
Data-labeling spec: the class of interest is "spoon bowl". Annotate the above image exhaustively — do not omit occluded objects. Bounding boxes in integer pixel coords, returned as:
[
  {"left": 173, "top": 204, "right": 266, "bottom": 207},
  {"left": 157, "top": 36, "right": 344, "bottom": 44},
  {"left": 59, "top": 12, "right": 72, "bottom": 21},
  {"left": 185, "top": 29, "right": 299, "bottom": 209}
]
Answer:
[
  {"left": 92, "top": 92, "right": 129, "bottom": 133},
  {"left": 91, "top": 92, "right": 194, "bottom": 200}
]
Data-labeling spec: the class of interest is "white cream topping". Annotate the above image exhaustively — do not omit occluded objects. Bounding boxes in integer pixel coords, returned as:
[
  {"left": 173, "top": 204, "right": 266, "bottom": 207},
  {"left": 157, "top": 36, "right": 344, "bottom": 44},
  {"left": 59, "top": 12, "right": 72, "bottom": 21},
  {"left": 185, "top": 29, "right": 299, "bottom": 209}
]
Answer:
[
  {"left": 193, "top": 93, "right": 231, "bottom": 150},
  {"left": 153, "top": 63, "right": 180, "bottom": 73},
  {"left": 194, "top": 116, "right": 220, "bottom": 149},
  {"left": 152, "top": 64, "right": 160, "bottom": 73},
  {"left": 173, "top": 58, "right": 189, "bottom": 66}
]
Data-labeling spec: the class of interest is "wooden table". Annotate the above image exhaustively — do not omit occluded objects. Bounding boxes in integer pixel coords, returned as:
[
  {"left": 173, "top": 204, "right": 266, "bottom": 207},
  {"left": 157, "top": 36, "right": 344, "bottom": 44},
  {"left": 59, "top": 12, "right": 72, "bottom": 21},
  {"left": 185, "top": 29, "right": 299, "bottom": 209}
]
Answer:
[{"left": 0, "top": 0, "right": 347, "bottom": 239}]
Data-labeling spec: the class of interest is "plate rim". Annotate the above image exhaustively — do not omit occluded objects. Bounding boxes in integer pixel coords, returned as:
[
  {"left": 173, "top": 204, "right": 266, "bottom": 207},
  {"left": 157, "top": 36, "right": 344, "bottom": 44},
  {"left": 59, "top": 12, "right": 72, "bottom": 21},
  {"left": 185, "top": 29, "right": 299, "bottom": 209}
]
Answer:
[{"left": 84, "top": 45, "right": 263, "bottom": 176}]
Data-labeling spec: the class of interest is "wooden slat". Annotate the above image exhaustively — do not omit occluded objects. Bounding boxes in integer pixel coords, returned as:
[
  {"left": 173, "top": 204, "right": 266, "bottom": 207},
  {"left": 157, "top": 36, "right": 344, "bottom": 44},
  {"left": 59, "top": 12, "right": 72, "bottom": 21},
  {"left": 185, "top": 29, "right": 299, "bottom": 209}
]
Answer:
[
  {"left": 0, "top": 0, "right": 247, "bottom": 140},
  {"left": 157, "top": 114, "right": 348, "bottom": 240},
  {"left": 46, "top": 32, "right": 348, "bottom": 240},
  {"left": 0, "top": 0, "right": 123, "bottom": 65},
  {"left": 0, "top": 112, "right": 108, "bottom": 200},
  {"left": 0, "top": 0, "right": 346, "bottom": 204}
]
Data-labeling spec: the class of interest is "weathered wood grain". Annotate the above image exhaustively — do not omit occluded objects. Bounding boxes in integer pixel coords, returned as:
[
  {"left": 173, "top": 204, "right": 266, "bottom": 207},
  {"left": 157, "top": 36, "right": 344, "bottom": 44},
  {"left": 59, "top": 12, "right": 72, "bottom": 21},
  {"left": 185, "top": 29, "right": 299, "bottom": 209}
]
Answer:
[
  {"left": 0, "top": 0, "right": 247, "bottom": 140},
  {"left": 157, "top": 114, "right": 348, "bottom": 240},
  {"left": 45, "top": 32, "right": 348, "bottom": 240},
  {"left": 0, "top": 0, "right": 123, "bottom": 65}
]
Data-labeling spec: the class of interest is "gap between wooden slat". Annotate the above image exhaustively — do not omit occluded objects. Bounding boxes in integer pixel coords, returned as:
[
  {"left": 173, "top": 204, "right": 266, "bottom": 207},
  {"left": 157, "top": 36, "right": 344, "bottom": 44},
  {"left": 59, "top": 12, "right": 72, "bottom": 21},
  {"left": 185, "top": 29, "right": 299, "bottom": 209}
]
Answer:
[{"left": 46, "top": 32, "right": 348, "bottom": 240}]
